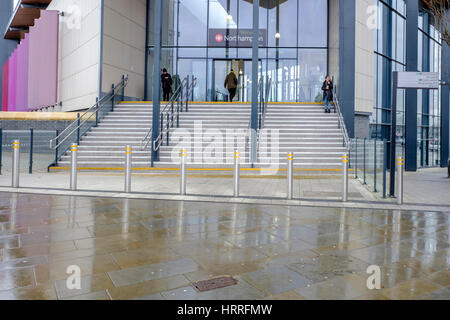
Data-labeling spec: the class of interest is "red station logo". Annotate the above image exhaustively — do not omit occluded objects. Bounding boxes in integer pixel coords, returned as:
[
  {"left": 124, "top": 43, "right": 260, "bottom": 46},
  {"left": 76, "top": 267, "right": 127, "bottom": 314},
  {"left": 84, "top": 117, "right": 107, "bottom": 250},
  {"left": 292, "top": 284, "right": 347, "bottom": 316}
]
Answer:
[{"left": 215, "top": 34, "right": 224, "bottom": 42}]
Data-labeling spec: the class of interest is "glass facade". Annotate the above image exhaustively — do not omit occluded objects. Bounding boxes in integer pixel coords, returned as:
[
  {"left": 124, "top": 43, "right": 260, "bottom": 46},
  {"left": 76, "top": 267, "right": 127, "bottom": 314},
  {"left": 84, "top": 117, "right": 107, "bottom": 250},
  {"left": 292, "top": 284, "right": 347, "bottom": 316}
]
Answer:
[
  {"left": 147, "top": 0, "right": 328, "bottom": 102},
  {"left": 371, "top": 0, "right": 406, "bottom": 143},
  {"left": 371, "top": 0, "right": 442, "bottom": 168},
  {"left": 417, "top": 10, "right": 442, "bottom": 167}
]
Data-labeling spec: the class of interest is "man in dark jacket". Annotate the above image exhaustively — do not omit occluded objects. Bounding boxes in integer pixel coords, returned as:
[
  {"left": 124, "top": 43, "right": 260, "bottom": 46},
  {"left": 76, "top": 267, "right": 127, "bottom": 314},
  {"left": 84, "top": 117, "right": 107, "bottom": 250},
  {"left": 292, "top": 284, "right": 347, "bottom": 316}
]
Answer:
[
  {"left": 161, "top": 68, "right": 173, "bottom": 101},
  {"left": 224, "top": 69, "right": 238, "bottom": 102},
  {"left": 322, "top": 76, "right": 334, "bottom": 113}
]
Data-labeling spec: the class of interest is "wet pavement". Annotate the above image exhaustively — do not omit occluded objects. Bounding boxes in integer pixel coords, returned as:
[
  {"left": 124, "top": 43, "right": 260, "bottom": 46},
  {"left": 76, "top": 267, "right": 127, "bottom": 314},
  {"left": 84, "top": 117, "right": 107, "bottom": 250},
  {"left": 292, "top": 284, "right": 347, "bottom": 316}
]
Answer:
[{"left": 0, "top": 191, "right": 449, "bottom": 300}]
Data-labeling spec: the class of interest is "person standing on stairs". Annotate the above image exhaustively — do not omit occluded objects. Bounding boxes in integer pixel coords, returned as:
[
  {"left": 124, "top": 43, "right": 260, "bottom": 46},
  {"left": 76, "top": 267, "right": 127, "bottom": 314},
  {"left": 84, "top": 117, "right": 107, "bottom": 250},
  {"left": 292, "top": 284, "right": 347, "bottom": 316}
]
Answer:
[
  {"left": 224, "top": 69, "right": 238, "bottom": 102},
  {"left": 161, "top": 68, "right": 173, "bottom": 102},
  {"left": 322, "top": 76, "right": 333, "bottom": 113}
]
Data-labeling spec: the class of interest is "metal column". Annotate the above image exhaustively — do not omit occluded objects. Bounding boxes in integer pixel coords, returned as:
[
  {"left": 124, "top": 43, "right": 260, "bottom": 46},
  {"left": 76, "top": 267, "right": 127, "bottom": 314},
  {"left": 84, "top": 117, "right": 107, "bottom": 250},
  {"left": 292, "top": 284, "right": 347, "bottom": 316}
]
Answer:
[
  {"left": 287, "top": 152, "right": 294, "bottom": 200},
  {"left": 397, "top": 157, "right": 404, "bottom": 205},
  {"left": 151, "top": 0, "right": 163, "bottom": 166},
  {"left": 70, "top": 144, "right": 78, "bottom": 191},
  {"left": 250, "top": 0, "right": 260, "bottom": 165},
  {"left": 125, "top": 146, "right": 132, "bottom": 192},
  {"left": 233, "top": 150, "right": 240, "bottom": 197},
  {"left": 11, "top": 140, "right": 20, "bottom": 188},
  {"left": 390, "top": 72, "right": 398, "bottom": 197},
  {"left": 180, "top": 149, "right": 186, "bottom": 195},
  {"left": 342, "top": 154, "right": 349, "bottom": 202}
]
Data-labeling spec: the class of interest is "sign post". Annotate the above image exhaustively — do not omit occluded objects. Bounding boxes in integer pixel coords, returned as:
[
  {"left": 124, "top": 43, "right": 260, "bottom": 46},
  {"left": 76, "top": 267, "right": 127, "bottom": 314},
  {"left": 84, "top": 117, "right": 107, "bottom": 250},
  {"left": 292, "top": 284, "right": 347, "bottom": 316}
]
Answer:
[{"left": 390, "top": 71, "right": 439, "bottom": 197}]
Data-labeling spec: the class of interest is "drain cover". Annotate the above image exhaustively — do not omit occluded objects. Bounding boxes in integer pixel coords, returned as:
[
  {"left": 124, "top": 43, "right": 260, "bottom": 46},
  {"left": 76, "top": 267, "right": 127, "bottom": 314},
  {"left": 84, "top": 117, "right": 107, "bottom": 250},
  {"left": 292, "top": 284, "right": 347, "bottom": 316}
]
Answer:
[{"left": 192, "top": 276, "right": 238, "bottom": 292}]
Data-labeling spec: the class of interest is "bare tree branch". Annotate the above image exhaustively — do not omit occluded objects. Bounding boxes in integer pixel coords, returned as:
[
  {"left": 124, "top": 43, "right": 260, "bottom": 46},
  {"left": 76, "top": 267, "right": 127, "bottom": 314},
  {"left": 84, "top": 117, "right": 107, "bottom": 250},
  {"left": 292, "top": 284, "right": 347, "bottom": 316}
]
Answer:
[{"left": 423, "top": 0, "right": 450, "bottom": 46}]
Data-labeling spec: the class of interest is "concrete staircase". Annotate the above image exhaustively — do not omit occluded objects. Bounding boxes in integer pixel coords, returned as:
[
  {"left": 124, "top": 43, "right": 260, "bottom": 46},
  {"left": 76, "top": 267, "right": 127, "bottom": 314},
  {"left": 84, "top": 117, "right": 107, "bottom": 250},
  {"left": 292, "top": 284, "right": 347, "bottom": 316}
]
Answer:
[
  {"left": 58, "top": 102, "right": 153, "bottom": 167},
  {"left": 56, "top": 102, "right": 347, "bottom": 171},
  {"left": 258, "top": 104, "right": 347, "bottom": 169}
]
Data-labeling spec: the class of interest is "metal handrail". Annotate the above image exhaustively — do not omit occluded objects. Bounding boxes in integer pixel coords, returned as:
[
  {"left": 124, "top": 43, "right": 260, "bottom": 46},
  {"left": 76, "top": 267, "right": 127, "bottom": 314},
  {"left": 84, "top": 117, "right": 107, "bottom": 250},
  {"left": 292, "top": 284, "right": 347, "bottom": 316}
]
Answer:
[
  {"left": 49, "top": 75, "right": 129, "bottom": 150},
  {"left": 140, "top": 75, "right": 197, "bottom": 153},
  {"left": 140, "top": 77, "right": 188, "bottom": 150},
  {"left": 333, "top": 85, "right": 350, "bottom": 150},
  {"left": 153, "top": 76, "right": 197, "bottom": 152}
]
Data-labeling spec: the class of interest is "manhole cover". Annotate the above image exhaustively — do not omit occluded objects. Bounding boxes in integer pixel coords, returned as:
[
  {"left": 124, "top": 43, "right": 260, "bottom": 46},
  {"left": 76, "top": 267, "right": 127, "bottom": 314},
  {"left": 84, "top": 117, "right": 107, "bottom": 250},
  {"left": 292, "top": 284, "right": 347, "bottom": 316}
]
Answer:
[{"left": 192, "top": 276, "right": 238, "bottom": 292}]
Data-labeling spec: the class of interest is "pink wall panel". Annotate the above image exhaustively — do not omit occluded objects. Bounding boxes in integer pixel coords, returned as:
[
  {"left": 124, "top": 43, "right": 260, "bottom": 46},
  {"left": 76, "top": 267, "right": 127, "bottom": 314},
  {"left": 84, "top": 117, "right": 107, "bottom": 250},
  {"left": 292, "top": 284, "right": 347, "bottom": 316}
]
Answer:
[
  {"left": 16, "top": 34, "right": 29, "bottom": 111},
  {"left": 2, "top": 60, "right": 9, "bottom": 111},
  {"left": 7, "top": 49, "right": 17, "bottom": 111},
  {"left": 28, "top": 11, "right": 59, "bottom": 110}
]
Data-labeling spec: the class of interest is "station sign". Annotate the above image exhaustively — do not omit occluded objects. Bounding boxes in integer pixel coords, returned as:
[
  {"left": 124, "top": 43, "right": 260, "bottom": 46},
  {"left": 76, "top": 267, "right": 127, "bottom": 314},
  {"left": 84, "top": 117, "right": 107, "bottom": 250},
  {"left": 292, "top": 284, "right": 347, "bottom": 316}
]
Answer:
[
  {"left": 208, "top": 28, "right": 267, "bottom": 47},
  {"left": 397, "top": 72, "right": 440, "bottom": 89}
]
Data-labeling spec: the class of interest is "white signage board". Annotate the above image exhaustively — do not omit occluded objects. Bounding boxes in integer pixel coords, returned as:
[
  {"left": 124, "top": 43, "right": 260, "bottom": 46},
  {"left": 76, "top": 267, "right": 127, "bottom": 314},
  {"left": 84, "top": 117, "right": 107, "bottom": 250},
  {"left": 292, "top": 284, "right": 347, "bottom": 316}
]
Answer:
[{"left": 397, "top": 72, "right": 440, "bottom": 89}]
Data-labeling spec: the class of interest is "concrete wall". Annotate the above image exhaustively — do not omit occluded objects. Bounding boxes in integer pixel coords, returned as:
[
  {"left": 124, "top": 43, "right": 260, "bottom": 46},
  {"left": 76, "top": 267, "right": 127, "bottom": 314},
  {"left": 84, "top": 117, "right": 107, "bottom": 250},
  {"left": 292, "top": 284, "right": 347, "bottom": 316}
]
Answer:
[
  {"left": 47, "top": 0, "right": 102, "bottom": 112},
  {"left": 101, "top": 0, "right": 146, "bottom": 100},
  {"left": 0, "top": 1, "right": 18, "bottom": 104},
  {"left": 328, "top": 0, "right": 340, "bottom": 87}
]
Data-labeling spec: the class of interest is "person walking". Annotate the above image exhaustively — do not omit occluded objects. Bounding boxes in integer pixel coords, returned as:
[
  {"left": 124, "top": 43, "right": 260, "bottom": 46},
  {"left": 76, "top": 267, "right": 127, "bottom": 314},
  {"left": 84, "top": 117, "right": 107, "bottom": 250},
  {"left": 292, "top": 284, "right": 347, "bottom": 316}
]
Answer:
[
  {"left": 322, "top": 76, "right": 334, "bottom": 113},
  {"left": 224, "top": 69, "right": 238, "bottom": 102},
  {"left": 161, "top": 68, "right": 173, "bottom": 102}
]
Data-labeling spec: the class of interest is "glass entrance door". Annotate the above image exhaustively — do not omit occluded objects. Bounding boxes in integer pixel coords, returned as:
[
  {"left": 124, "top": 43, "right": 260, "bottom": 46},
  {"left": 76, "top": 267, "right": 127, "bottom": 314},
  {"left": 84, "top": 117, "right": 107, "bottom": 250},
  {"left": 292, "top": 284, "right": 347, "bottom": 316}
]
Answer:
[{"left": 212, "top": 59, "right": 261, "bottom": 102}]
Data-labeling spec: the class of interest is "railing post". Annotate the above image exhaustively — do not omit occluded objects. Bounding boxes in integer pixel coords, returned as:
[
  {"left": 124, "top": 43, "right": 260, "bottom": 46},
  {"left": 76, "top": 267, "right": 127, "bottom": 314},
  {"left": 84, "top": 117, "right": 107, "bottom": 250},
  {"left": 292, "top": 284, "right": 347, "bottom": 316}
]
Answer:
[
  {"left": 125, "top": 145, "right": 132, "bottom": 193},
  {"left": 177, "top": 103, "right": 180, "bottom": 128},
  {"left": 29, "top": 129, "right": 34, "bottom": 174},
  {"left": 180, "top": 149, "right": 186, "bottom": 195},
  {"left": 191, "top": 75, "right": 195, "bottom": 101},
  {"left": 383, "top": 139, "right": 387, "bottom": 199},
  {"left": 111, "top": 84, "right": 115, "bottom": 112},
  {"left": 233, "top": 150, "right": 240, "bottom": 197},
  {"left": 166, "top": 113, "right": 170, "bottom": 146},
  {"left": 77, "top": 113, "right": 81, "bottom": 145},
  {"left": 121, "top": 75, "right": 125, "bottom": 101},
  {"left": 180, "top": 81, "right": 184, "bottom": 112},
  {"left": 70, "top": 143, "right": 78, "bottom": 191},
  {"left": 363, "top": 138, "right": 367, "bottom": 184},
  {"left": 342, "top": 153, "right": 349, "bottom": 202},
  {"left": 11, "top": 140, "right": 20, "bottom": 188},
  {"left": 54, "top": 130, "right": 59, "bottom": 167},
  {"left": 355, "top": 138, "right": 358, "bottom": 179},
  {"left": 186, "top": 76, "right": 190, "bottom": 113},
  {"left": 373, "top": 139, "right": 377, "bottom": 192},
  {"left": 0, "top": 128, "right": 3, "bottom": 175},
  {"left": 397, "top": 157, "right": 404, "bottom": 205},
  {"left": 95, "top": 97, "right": 99, "bottom": 127},
  {"left": 287, "top": 152, "right": 294, "bottom": 200}
]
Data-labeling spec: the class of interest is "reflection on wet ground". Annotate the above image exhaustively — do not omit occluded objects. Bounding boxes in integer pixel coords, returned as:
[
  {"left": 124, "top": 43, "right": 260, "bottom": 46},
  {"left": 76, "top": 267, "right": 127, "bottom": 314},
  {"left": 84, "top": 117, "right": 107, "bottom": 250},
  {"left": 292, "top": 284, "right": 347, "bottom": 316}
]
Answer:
[{"left": 0, "top": 192, "right": 449, "bottom": 300}]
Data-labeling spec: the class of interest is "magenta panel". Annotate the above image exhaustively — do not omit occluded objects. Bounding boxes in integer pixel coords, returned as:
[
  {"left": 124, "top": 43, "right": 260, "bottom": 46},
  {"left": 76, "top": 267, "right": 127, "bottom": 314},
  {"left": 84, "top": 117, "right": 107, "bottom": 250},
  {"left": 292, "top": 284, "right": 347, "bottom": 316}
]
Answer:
[
  {"left": 16, "top": 34, "right": 29, "bottom": 111},
  {"left": 28, "top": 10, "right": 59, "bottom": 110},
  {"left": 2, "top": 60, "right": 9, "bottom": 111},
  {"left": 7, "top": 49, "right": 17, "bottom": 111}
]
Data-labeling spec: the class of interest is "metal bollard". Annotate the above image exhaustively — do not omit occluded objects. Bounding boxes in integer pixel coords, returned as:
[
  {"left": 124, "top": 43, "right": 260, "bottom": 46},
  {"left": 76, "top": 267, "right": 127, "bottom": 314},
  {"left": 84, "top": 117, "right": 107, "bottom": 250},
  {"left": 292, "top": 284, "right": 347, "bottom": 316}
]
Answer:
[
  {"left": 70, "top": 144, "right": 78, "bottom": 191},
  {"left": 287, "top": 152, "right": 294, "bottom": 200},
  {"left": 125, "top": 145, "right": 132, "bottom": 192},
  {"left": 397, "top": 157, "right": 404, "bottom": 205},
  {"left": 233, "top": 150, "right": 240, "bottom": 197},
  {"left": 180, "top": 149, "right": 186, "bottom": 195},
  {"left": 11, "top": 140, "right": 20, "bottom": 188},
  {"left": 342, "top": 154, "right": 349, "bottom": 202}
]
